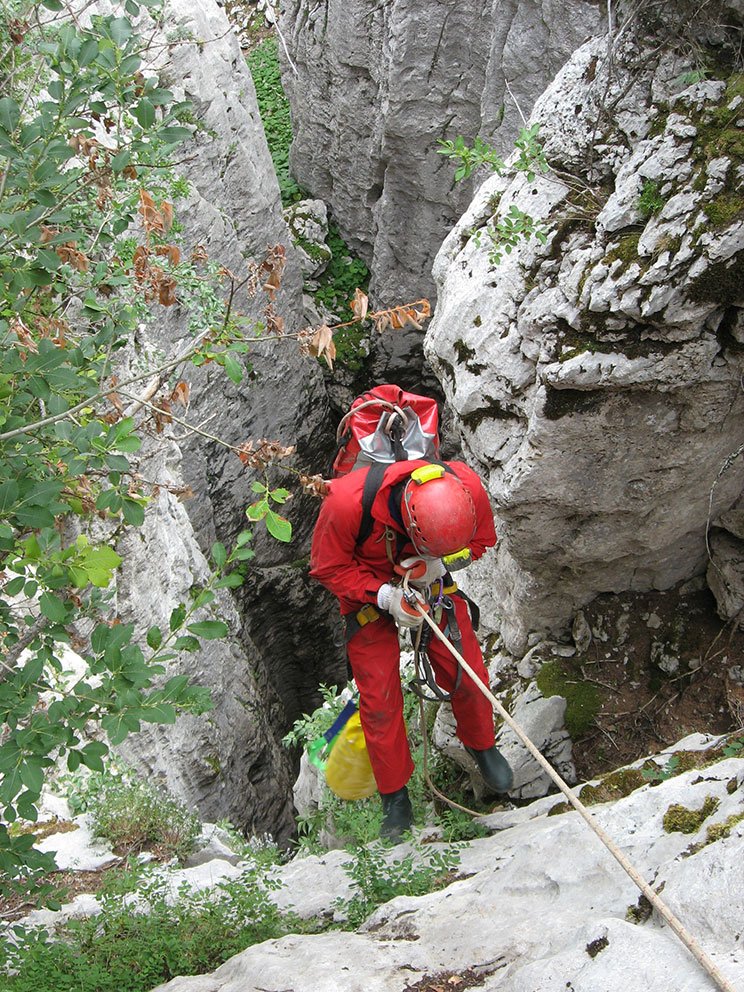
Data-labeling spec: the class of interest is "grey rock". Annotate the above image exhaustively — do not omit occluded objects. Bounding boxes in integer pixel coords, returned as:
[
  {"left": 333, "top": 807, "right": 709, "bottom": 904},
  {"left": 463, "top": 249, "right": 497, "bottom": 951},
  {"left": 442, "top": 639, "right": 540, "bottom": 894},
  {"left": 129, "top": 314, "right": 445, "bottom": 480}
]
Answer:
[
  {"left": 496, "top": 682, "right": 575, "bottom": 798},
  {"left": 278, "top": 0, "right": 604, "bottom": 304},
  {"left": 425, "top": 33, "right": 744, "bottom": 653},
  {"left": 283, "top": 198, "right": 332, "bottom": 278},
  {"left": 149, "top": 753, "right": 744, "bottom": 992},
  {"left": 572, "top": 611, "right": 592, "bottom": 653},
  {"left": 707, "top": 529, "right": 744, "bottom": 626},
  {"left": 84, "top": 0, "right": 344, "bottom": 842}
]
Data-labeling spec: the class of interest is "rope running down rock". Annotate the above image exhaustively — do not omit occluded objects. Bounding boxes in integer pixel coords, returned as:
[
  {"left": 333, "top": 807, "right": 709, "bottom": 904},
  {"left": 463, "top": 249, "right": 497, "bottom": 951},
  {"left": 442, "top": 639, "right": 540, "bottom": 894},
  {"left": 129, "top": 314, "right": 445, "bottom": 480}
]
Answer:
[{"left": 412, "top": 595, "right": 737, "bottom": 992}]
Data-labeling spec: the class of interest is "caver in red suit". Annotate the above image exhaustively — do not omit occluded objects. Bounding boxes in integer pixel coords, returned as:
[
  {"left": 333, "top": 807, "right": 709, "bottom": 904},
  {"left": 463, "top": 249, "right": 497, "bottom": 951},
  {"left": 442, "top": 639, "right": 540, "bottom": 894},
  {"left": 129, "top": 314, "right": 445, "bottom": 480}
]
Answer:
[{"left": 310, "top": 458, "right": 512, "bottom": 839}]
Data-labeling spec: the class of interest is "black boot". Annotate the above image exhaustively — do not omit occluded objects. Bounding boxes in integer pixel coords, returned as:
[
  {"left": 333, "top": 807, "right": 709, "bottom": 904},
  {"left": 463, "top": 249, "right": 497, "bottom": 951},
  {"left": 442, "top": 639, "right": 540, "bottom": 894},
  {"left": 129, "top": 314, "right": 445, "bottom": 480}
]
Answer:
[
  {"left": 464, "top": 745, "right": 514, "bottom": 793},
  {"left": 380, "top": 786, "right": 413, "bottom": 841}
]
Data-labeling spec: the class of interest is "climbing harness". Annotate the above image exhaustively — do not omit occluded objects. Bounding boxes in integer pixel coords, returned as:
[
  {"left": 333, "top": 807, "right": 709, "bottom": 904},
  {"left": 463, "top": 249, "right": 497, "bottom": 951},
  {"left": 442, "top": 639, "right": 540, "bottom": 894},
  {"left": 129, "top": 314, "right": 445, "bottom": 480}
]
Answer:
[{"left": 404, "top": 573, "right": 738, "bottom": 992}]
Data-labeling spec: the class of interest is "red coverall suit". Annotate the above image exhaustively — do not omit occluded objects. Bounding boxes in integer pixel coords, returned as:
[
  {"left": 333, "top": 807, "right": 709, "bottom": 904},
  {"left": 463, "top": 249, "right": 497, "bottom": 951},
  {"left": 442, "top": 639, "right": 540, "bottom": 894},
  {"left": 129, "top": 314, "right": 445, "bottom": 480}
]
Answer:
[{"left": 309, "top": 459, "right": 497, "bottom": 795}]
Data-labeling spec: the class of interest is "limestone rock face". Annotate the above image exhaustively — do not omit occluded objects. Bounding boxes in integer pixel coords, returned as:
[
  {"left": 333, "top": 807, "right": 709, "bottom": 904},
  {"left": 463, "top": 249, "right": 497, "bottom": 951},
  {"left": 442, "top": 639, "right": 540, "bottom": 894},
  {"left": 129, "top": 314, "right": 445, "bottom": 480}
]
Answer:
[
  {"left": 151, "top": 746, "right": 744, "bottom": 992},
  {"left": 103, "top": 0, "right": 342, "bottom": 840},
  {"left": 278, "top": 0, "right": 604, "bottom": 304},
  {"left": 426, "top": 35, "right": 744, "bottom": 653}
]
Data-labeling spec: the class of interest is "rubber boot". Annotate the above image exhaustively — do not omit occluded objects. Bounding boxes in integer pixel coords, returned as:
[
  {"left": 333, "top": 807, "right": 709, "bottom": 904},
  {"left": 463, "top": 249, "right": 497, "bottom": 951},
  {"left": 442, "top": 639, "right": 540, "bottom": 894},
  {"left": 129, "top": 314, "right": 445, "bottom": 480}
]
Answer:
[
  {"left": 379, "top": 786, "right": 413, "bottom": 841},
  {"left": 465, "top": 745, "right": 514, "bottom": 793}
]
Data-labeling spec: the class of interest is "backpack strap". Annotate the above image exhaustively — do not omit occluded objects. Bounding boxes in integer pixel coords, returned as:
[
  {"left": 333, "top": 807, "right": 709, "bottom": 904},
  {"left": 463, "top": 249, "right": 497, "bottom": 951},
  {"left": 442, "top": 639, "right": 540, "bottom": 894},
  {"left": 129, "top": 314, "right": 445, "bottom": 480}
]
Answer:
[
  {"left": 355, "top": 459, "right": 457, "bottom": 547},
  {"left": 357, "top": 462, "right": 387, "bottom": 545}
]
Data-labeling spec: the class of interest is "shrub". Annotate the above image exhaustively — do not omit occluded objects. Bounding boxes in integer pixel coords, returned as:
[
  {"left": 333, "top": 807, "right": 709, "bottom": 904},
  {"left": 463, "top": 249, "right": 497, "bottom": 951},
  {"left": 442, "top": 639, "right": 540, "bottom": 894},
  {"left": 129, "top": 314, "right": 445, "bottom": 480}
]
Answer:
[
  {"left": 337, "top": 842, "right": 460, "bottom": 929},
  {"left": 0, "top": 865, "right": 297, "bottom": 992}
]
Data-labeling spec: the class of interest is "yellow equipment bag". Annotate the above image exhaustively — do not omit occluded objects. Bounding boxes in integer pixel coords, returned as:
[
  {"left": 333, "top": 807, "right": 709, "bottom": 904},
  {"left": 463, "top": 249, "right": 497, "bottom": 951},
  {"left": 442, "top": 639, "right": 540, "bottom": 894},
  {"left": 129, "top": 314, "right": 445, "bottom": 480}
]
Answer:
[{"left": 324, "top": 711, "right": 377, "bottom": 800}]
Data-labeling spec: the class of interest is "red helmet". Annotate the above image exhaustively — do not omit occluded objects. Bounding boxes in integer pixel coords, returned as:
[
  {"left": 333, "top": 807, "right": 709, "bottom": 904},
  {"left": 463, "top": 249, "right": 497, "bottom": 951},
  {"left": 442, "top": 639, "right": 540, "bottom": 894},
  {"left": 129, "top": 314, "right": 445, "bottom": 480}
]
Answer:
[{"left": 401, "top": 465, "right": 476, "bottom": 557}]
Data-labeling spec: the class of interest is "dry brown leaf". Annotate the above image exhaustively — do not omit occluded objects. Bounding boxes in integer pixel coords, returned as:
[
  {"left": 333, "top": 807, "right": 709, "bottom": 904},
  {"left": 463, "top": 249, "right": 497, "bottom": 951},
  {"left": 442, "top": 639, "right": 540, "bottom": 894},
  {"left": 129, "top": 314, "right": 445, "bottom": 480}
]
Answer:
[
  {"left": 160, "top": 201, "right": 174, "bottom": 234},
  {"left": 191, "top": 245, "right": 209, "bottom": 265},
  {"left": 155, "top": 244, "right": 181, "bottom": 266},
  {"left": 236, "top": 438, "right": 296, "bottom": 469},
  {"left": 10, "top": 318, "right": 37, "bottom": 353},
  {"left": 139, "top": 189, "right": 164, "bottom": 233},
  {"left": 158, "top": 277, "right": 177, "bottom": 307},
  {"left": 309, "top": 323, "right": 336, "bottom": 369},
  {"left": 299, "top": 474, "right": 330, "bottom": 498},
  {"left": 351, "top": 287, "right": 368, "bottom": 322},
  {"left": 170, "top": 381, "right": 191, "bottom": 407},
  {"left": 153, "top": 398, "right": 172, "bottom": 433}
]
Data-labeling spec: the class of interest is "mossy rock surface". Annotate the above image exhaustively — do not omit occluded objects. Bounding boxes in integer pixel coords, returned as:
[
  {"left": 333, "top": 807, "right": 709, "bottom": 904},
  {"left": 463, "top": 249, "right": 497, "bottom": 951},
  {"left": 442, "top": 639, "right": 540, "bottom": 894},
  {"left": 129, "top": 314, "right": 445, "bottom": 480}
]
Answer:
[{"left": 663, "top": 795, "right": 720, "bottom": 833}]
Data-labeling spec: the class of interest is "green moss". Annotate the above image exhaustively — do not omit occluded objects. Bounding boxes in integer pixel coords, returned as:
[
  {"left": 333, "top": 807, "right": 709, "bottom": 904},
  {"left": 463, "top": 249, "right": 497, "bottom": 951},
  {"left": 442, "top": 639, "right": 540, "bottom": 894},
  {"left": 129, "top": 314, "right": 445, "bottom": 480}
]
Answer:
[
  {"left": 689, "top": 251, "right": 744, "bottom": 306},
  {"left": 312, "top": 223, "right": 370, "bottom": 324},
  {"left": 542, "top": 386, "right": 605, "bottom": 421},
  {"left": 703, "top": 809, "right": 744, "bottom": 844},
  {"left": 454, "top": 339, "right": 477, "bottom": 363},
  {"left": 204, "top": 754, "right": 222, "bottom": 777},
  {"left": 604, "top": 231, "right": 641, "bottom": 269},
  {"left": 293, "top": 234, "right": 332, "bottom": 264},
  {"left": 703, "top": 192, "right": 744, "bottom": 228},
  {"left": 626, "top": 895, "right": 653, "bottom": 924},
  {"left": 663, "top": 796, "right": 720, "bottom": 834},
  {"left": 548, "top": 765, "right": 649, "bottom": 816},
  {"left": 473, "top": 315, "right": 482, "bottom": 327},
  {"left": 638, "top": 180, "right": 665, "bottom": 218},
  {"left": 580, "top": 768, "right": 649, "bottom": 805},
  {"left": 727, "top": 778, "right": 738, "bottom": 794},
  {"left": 536, "top": 660, "right": 601, "bottom": 738},
  {"left": 246, "top": 38, "right": 303, "bottom": 205},
  {"left": 9, "top": 819, "right": 79, "bottom": 841}
]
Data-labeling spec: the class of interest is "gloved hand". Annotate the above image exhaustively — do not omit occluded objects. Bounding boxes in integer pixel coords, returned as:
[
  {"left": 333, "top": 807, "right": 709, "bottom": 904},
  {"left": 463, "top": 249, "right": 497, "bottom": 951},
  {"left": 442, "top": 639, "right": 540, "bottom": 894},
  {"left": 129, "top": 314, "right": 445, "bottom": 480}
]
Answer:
[
  {"left": 396, "top": 555, "right": 446, "bottom": 589},
  {"left": 377, "top": 583, "right": 428, "bottom": 628}
]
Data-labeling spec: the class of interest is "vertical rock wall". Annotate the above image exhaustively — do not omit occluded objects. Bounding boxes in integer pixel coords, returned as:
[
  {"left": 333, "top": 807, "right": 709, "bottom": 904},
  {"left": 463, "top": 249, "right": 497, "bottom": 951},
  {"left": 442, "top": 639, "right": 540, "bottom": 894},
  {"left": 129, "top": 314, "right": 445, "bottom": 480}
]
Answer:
[
  {"left": 109, "top": 0, "right": 342, "bottom": 842},
  {"left": 278, "top": 0, "right": 604, "bottom": 304},
  {"left": 425, "top": 30, "right": 744, "bottom": 653}
]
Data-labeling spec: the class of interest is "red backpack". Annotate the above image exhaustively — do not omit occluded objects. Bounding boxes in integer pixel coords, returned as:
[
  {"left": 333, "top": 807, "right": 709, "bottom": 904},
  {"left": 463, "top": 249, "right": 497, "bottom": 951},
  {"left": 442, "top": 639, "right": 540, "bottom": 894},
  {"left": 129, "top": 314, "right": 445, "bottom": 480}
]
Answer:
[
  {"left": 332, "top": 384, "right": 440, "bottom": 477},
  {"left": 331, "top": 385, "right": 442, "bottom": 546}
]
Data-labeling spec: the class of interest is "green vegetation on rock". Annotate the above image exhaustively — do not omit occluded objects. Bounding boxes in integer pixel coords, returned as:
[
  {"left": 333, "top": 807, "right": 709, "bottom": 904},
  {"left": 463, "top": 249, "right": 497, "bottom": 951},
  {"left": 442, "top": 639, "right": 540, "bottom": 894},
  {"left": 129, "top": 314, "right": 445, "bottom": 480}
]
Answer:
[
  {"left": 246, "top": 37, "right": 303, "bottom": 204},
  {"left": 536, "top": 660, "right": 600, "bottom": 739},
  {"left": 663, "top": 796, "right": 720, "bottom": 834}
]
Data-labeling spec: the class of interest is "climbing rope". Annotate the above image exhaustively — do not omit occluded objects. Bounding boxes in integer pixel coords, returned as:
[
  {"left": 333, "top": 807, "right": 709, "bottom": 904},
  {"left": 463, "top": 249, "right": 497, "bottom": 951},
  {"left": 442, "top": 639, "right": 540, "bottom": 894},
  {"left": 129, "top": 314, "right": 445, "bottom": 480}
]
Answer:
[{"left": 411, "top": 595, "right": 737, "bottom": 992}]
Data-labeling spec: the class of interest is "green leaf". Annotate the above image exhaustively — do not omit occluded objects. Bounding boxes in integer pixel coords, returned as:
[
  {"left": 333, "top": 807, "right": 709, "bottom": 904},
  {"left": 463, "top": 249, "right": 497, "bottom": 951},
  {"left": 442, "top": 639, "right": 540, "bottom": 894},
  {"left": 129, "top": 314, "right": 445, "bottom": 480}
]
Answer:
[
  {"left": 3, "top": 576, "right": 25, "bottom": 596},
  {"left": 211, "top": 542, "right": 227, "bottom": 568},
  {"left": 19, "top": 761, "right": 44, "bottom": 794},
  {"left": 78, "top": 38, "right": 99, "bottom": 66},
  {"left": 169, "top": 604, "right": 186, "bottom": 632},
  {"left": 40, "top": 0, "right": 63, "bottom": 8},
  {"left": 0, "top": 480, "right": 19, "bottom": 513},
  {"left": 223, "top": 353, "right": 243, "bottom": 384},
  {"left": 140, "top": 702, "right": 176, "bottom": 723},
  {"left": 173, "top": 635, "right": 200, "bottom": 652},
  {"left": 80, "top": 741, "right": 107, "bottom": 772},
  {"left": 39, "top": 592, "right": 68, "bottom": 623},
  {"left": 108, "top": 16, "right": 133, "bottom": 45},
  {"left": 67, "top": 749, "right": 81, "bottom": 772},
  {"left": 158, "top": 126, "right": 193, "bottom": 145},
  {"left": 251, "top": 481, "right": 267, "bottom": 495},
  {"left": 146, "top": 626, "right": 162, "bottom": 649},
  {"left": 266, "top": 509, "right": 292, "bottom": 543},
  {"left": 187, "top": 620, "right": 228, "bottom": 640},
  {"left": 246, "top": 499, "right": 269, "bottom": 521},
  {"left": 121, "top": 498, "right": 145, "bottom": 526},
  {"left": 214, "top": 572, "right": 244, "bottom": 589},
  {"left": 132, "top": 99, "right": 156, "bottom": 129},
  {"left": 125, "top": 0, "right": 141, "bottom": 14},
  {"left": 111, "top": 149, "right": 131, "bottom": 172}
]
